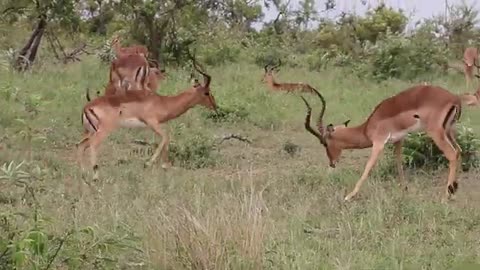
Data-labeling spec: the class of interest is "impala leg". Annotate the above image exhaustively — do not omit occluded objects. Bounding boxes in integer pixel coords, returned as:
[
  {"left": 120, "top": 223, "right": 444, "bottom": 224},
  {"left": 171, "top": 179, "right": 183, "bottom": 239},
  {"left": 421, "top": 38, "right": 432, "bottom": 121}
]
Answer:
[
  {"left": 465, "top": 65, "right": 473, "bottom": 91},
  {"left": 345, "top": 142, "right": 385, "bottom": 201},
  {"left": 428, "top": 129, "right": 460, "bottom": 199},
  {"left": 393, "top": 140, "right": 407, "bottom": 190},
  {"left": 88, "top": 130, "right": 111, "bottom": 181},
  {"left": 145, "top": 123, "right": 171, "bottom": 169},
  {"left": 447, "top": 127, "right": 462, "bottom": 188},
  {"left": 447, "top": 128, "right": 462, "bottom": 153},
  {"left": 76, "top": 132, "right": 90, "bottom": 169}
]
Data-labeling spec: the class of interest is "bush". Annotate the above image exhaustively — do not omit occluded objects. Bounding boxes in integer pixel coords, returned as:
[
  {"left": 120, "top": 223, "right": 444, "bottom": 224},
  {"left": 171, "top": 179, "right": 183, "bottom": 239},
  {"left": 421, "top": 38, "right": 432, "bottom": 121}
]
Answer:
[
  {"left": 381, "top": 126, "right": 480, "bottom": 174},
  {"left": 356, "top": 31, "right": 448, "bottom": 81},
  {"left": 282, "top": 141, "right": 301, "bottom": 157},
  {"left": 202, "top": 105, "right": 249, "bottom": 123},
  {"left": 202, "top": 45, "right": 241, "bottom": 66},
  {"left": 96, "top": 39, "right": 115, "bottom": 63},
  {"left": 169, "top": 132, "right": 217, "bottom": 169}
]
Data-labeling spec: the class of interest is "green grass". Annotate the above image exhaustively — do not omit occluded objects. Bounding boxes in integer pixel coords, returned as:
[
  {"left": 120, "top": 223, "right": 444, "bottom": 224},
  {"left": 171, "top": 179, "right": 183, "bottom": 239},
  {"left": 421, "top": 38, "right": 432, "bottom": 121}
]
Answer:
[{"left": 1, "top": 57, "right": 480, "bottom": 269}]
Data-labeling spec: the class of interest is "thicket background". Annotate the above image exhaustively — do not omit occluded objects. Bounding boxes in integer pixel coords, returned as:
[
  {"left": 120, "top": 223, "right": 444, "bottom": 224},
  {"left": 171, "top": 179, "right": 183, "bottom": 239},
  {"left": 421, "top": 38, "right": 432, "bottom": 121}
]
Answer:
[{"left": 1, "top": 0, "right": 480, "bottom": 269}]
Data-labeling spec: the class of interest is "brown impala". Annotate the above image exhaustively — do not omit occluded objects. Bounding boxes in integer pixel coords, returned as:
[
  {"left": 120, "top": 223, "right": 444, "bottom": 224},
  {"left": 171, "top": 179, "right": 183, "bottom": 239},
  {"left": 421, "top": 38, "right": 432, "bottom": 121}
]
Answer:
[
  {"left": 300, "top": 85, "right": 463, "bottom": 201},
  {"left": 106, "top": 54, "right": 166, "bottom": 96},
  {"left": 463, "top": 47, "right": 480, "bottom": 90},
  {"left": 262, "top": 60, "right": 316, "bottom": 94},
  {"left": 77, "top": 53, "right": 217, "bottom": 180},
  {"left": 111, "top": 35, "right": 149, "bottom": 58}
]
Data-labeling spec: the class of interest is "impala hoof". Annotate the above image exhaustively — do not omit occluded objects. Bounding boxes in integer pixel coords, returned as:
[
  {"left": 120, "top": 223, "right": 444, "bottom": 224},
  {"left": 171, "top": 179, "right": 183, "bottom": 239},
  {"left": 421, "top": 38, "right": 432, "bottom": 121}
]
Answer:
[
  {"left": 161, "top": 162, "right": 172, "bottom": 169},
  {"left": 344, "top": 189, "right": 360, "bottom": 201}
]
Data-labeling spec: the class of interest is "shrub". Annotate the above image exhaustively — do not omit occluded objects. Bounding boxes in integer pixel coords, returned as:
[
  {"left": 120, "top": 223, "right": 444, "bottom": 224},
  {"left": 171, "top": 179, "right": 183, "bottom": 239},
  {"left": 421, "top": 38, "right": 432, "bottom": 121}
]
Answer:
[
  {"left": 380, "top": 126, "right": 480, "bottom": 174},
  {"left": 282, "top": 141, "right": 301, "bottom": 157},
  {"left": 202, "top": 105, "right": 249, "bottom": 123},
  {"left": 202, "top": 45, "right": 241, "bottom": 66},
  {"left": 360, "top": 31, "right": 448, "bottom": 81},
  {"left": 96, "top": 39, "right": 115, "bottom": 63},
  {"left": 169, "top": 132, "right": 217, "bottom": 169}
]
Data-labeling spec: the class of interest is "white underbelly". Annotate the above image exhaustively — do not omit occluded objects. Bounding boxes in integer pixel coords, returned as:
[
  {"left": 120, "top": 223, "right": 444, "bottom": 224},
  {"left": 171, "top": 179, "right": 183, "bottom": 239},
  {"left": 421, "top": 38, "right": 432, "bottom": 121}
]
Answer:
[
  {"left": 386, "top": 119, "right": 424, "bottom": 143},
  {"left": 119, "top": 118, "right": 147, "bottom": 128}
]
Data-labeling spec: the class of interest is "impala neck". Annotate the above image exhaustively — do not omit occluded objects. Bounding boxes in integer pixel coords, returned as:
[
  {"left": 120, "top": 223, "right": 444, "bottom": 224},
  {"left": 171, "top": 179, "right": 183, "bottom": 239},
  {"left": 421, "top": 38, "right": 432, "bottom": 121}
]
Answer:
[
  {"left": 266, "top": 75, "right": 279, "bottom": 89},
  {"left": 333, "top": 123, "right": 372, "bottom": 150},
  {"left": 161, "top": 90, "right": 200, "bottom": 120}
]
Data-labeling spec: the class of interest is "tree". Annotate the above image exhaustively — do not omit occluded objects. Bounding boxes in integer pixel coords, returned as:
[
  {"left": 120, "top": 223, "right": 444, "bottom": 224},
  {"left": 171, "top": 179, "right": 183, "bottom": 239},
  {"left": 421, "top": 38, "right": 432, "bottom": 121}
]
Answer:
[{"left": 1, "top": 0, "right": 80, "bottom": 71}]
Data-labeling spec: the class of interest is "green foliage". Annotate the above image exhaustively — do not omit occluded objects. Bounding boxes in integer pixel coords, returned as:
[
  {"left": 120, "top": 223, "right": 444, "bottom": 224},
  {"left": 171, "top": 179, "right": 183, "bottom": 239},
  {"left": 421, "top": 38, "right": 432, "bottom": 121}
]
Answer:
[
  {"left": 381, "top": 126, "right": 480, "bottom": 174},
  {"left": 403, "top": 126, "right": 480, "bottom": 171},
  {"left": 0, "top": 160, "right": 144, "bottom": 269},
  {"left": 96, "top": 38, "right": 115, "bottom": 63},
  {"left": 202, "top": 105, "right": 249, "bottom": 123},
  {"left": 358, "top": 31, "right": 448, "bottom": 81},
  {"left": 355, "top": 4, "right": 407, "bottom": 43},
  {"left": 169, "top": 132, "right": 217, "bottom": 169}
]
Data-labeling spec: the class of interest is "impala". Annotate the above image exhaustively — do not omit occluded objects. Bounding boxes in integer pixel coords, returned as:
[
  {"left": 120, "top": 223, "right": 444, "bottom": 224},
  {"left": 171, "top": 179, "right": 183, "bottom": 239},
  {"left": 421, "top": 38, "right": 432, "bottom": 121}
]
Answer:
[
  {"left": 300, "top": 85, "right": 463, "bottom": 201},
  {"left": 463, "top": 47, "right": 479, "bottom": 90},
  {"left": 107, "top": 54, "right": 166, "bottom": 96},
  {"left": 460, "top": 82, "right": 480, "bottom": 106},
  {"left": 85, "top": 59, "right": 166, "bottom": 102},
  {"left": 111, "top": 35, "right": 149, "bottom": 58},
  {"left": 77, "top": 55, "right": 217, "bottom": 180},
  {"left": 262, "top": 60, "right": 315, "bottom": 94}
]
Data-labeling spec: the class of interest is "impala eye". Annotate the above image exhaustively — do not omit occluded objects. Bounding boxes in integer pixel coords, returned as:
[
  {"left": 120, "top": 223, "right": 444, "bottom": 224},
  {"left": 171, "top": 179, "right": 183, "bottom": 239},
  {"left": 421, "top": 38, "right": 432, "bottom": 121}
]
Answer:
[{"left": 204, "top": 92, "right": 210, "bottom": 96}]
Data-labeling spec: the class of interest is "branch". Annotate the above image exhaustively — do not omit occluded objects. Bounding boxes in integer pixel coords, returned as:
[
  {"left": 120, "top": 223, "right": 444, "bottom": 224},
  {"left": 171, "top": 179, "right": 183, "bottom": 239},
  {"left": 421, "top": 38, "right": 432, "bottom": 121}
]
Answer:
[
  {"left": 2, "top": 6, "right": 29, "bottom": 15},
  {"left": 43, "top": 230, "right": 73, "bottom": 270},
  {"left": 216, "top": 134, "right": 252, "bottom": 145}
]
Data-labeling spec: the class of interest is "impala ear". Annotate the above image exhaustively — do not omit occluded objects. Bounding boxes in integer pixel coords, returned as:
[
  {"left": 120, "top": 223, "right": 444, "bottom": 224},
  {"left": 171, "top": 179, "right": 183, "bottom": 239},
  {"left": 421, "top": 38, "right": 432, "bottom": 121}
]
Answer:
[
  {"left": 192, "top": 78, "right": 200, "bottom": 87},
  {"left": 326, "top": 124, "right": 334, "bottom": 133},
  {"left": 343, "top": 119, "right": 351, "bottom": 127}
]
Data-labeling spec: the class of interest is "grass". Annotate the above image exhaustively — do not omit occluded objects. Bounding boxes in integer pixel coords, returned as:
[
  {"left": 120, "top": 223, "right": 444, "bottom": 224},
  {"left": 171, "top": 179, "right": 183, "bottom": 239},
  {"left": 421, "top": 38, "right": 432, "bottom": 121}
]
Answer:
[{"left": 1, "top": 57, "right": 480, "bottom": 269}]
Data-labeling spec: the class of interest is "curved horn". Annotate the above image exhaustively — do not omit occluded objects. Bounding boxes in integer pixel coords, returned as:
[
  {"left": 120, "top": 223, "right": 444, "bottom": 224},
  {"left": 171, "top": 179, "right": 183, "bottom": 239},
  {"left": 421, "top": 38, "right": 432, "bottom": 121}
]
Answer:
[
  {"left": 188, "top": 49, "right": 211, "bottom": 87},
  {"left": 86, "top": 88, "right": 91, "bottom": 102},
  {"left": 309, "top": 87, "right": 327, "bottom": 134},
  {"left": 148, "top": 59, "right": 159, "bottom": 69},
  {"left": 272, "top": 59, "right": 282, "bottom": 70},
  {"left": 300, "top": 96, "right": 327, "bottom": 146},
  {"left": 264, "top": 64, "right": 270, "bottom": 73}
]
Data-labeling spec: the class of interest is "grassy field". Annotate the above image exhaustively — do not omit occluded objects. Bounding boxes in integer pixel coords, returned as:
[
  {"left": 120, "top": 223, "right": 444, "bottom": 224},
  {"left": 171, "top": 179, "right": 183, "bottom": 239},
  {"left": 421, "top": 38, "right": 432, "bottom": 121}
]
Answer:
[{"left": 1, "top": 57, "right": 480, "bottom": 269}]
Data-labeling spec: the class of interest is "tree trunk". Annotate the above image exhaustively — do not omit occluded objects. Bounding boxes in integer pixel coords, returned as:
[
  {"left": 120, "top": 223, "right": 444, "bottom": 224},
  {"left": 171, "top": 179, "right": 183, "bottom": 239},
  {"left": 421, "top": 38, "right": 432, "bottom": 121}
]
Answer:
[{"left": 15, "top": 17, "right": 47, "bottom": 72}]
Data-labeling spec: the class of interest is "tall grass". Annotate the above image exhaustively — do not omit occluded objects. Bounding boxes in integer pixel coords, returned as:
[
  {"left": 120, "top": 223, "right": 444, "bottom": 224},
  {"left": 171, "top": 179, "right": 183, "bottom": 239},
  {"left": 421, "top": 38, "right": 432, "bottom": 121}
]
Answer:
[{"left": 1, "top": 57, "right": 480, "bottom": 269}]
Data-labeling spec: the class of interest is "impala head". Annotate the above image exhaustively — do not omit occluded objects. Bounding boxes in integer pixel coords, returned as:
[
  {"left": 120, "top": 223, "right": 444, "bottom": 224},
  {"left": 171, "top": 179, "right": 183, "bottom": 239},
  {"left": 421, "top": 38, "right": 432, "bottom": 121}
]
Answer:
[
  {"left": 300, "top": 89, "right": 351, "bottom": 168},
  {"left": 262, "top": 59, "right": 281, "bottom": 83},
  {"left": 188, "top": 51, "right": 217, "bottom": 113},
  {"left": 464, "top": 47, "right": 479, "bottom": 67},
  {"left": 146, "top": 59, "right": 166, "bottom": 90}
]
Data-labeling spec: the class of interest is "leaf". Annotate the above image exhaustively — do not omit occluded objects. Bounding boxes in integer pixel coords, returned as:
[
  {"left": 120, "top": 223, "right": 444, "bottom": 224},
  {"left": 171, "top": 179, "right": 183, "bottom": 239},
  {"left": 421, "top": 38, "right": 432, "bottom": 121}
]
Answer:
[{"left": 27, "top": 230, "right": 47, "bottom": 255}]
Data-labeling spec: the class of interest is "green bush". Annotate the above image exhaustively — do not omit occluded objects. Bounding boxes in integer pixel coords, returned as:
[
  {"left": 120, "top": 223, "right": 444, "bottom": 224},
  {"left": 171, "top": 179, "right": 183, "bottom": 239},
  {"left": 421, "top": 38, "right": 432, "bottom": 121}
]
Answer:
[
  {"left": 202, "top": 105, "right": 249, "bottom": 123},
  {"left": 350, "top": 30, "right": 448, "bottom": 82},
  {"left": 169, "top": 132, "right": 217, "bottom": 169},
  {"left": 202, "top": 45, "right": 241, "bottom": 66},
  {"left": 381, "top": 126, "right": 480, "bottom": 174},
  {"left": 96, "top": 39, "right": 115, "bottom": 63}
]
